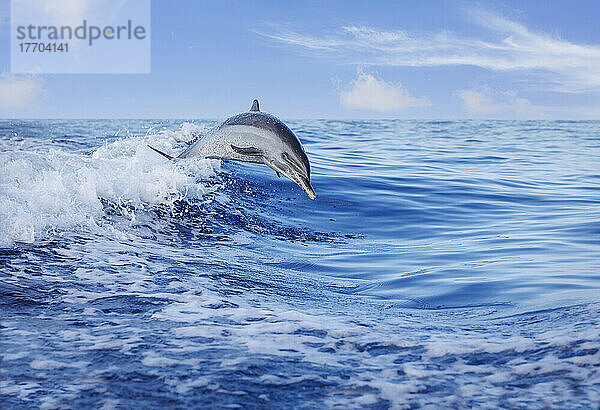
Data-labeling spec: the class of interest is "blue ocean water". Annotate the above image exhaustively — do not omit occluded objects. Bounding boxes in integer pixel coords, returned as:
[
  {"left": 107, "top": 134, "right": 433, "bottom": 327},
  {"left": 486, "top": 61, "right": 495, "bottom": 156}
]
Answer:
[{"left": 1, "top": 119, "right": 599, "bottom": 408}]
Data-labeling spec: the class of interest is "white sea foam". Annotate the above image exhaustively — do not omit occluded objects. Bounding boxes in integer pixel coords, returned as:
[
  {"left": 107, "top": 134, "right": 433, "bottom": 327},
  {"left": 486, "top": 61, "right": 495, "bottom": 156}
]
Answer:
[
  {"left": 0, "top": 123, "right": 219, "bottom": 247},
  {"left": 30, "top": 359, "right": 89, "bottom": 370},
  {"left": 147, "top": 293, "right": 600, "bottom": 407},
  {"left": 3, "top": 258, "right": 599, "bottom": 409}
]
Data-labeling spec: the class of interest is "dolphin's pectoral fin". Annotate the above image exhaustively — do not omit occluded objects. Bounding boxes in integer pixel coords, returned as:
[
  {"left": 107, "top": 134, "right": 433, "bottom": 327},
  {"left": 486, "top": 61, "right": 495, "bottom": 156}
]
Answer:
[
  {"left": 231, "top": 145, "right": 264, "bottom": 157},
  {"left": 148, "top": 145, "right": 174, "bottom": 160},
  {"left": 250, "top": 99, "right": 260, "bottom": 112}
]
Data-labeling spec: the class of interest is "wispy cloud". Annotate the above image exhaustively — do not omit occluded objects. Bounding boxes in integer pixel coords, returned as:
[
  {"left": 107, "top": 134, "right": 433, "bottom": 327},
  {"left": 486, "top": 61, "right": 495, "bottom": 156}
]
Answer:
[
  {"left": 257, "top": 9, "right": 600, "bottom": 93},
  {"left": 341, "top": 70, "right": 430, "bottom": 112},
  {"left": 0, "top": 73, "right": 44, "bottom": 110}
]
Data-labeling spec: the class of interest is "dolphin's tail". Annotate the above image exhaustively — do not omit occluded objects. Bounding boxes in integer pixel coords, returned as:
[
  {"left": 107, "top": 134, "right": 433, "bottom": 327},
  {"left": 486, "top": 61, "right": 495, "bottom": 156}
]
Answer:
[{"left": 147, "top": 145, "right": 174, "bottom": 161}]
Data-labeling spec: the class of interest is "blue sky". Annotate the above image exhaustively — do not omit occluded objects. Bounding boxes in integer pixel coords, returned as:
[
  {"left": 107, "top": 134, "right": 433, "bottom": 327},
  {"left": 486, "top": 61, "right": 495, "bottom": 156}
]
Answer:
[{"left": 0, "top": 0, "right": 599, "bottom": 119}]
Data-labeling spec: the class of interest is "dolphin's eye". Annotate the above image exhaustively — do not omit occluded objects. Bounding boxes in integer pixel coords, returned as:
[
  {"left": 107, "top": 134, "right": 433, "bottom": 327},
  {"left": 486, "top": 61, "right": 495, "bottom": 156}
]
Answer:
[{"left": 281, "top": 152, "right": 303, "bottom": 174}]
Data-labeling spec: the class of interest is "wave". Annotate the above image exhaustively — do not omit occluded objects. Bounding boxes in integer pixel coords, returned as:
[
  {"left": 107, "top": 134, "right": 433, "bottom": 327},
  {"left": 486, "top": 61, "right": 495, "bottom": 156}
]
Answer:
[
  {"left": 0, "top": 123, "right": 219, "bottom": 247},
  {"left": 2, "top": 119, "right": 599, "bottom": 407}
]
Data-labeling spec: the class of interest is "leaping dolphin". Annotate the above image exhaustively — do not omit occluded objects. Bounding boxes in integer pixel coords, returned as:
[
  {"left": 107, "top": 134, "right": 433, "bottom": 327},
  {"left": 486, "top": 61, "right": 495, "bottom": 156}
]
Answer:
[{"left": 149, "top": 99, "right": 316, "bottom": 200}]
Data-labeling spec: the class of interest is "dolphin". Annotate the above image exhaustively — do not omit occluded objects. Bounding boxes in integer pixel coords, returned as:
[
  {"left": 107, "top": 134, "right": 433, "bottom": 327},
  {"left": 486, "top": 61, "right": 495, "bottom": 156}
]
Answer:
[{"left": 148, "top": 99, "right": 316, "bottom": 200}]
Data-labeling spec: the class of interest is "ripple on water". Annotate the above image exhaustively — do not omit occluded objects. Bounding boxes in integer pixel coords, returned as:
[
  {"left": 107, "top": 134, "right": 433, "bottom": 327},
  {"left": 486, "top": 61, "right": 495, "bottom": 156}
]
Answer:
[{"left": 1, "top": 119, "right": 599, "bottom": 407}]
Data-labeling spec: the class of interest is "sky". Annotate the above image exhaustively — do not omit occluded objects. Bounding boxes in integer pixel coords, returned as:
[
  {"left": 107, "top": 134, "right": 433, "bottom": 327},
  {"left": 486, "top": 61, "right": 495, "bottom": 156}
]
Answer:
[{"left": 0, "top": 0, "right": 599, "bottom": 119}]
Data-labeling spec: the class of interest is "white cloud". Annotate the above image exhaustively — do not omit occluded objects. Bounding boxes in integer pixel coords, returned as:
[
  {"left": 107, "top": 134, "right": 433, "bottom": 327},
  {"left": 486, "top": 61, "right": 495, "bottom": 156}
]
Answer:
[
  {"left": 457, "top": 88, "right": 497, "bottom": 115},
  {"left": 456, "top": 86, "right": 545, "bottom": 118},
  {"left": 455, "top": 86, "right": 600, "bottom": 119},
  {"left": 258, "top": 9, "right": 600, "bottom": 93},
  {"left": 0, "top": 73, "right": 44, "bottom": 110},
  {"left": 340, "top": 71, "right": 430, "bottom": 112},
  {"left": 16, "top": 0, "right": 94, "bottom": 26}
]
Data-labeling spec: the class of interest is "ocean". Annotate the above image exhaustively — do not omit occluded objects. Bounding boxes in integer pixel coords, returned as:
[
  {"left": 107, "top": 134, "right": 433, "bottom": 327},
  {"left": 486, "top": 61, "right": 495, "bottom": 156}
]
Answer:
[{"left": 1, "top": 119, "right": 599, "bottom": 408}]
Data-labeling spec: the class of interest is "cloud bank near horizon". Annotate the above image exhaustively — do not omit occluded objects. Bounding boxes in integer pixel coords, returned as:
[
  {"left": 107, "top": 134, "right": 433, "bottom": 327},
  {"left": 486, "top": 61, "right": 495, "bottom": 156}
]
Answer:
[{"left": 0, "top": 73, "right": 44, "bottom": 110}]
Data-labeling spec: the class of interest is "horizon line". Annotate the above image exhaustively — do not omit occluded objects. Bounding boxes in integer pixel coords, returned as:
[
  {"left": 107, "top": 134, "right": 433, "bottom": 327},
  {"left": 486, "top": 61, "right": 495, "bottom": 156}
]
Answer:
[{"left": 1, "top": 117, "right": 598, "bottom": 121}]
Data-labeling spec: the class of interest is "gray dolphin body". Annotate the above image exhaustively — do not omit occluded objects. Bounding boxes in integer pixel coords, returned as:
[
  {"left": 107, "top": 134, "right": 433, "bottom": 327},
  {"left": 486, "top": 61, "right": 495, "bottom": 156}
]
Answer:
[{"left": 149, "top": 100, "right": 316, "bottom": 200}]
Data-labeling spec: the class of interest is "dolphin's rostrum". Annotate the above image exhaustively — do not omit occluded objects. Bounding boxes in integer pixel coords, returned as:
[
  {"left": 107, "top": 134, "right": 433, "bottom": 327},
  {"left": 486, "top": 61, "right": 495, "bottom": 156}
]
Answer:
[{"left": 149, "top": 100, "right": 316, "bottom": 200}]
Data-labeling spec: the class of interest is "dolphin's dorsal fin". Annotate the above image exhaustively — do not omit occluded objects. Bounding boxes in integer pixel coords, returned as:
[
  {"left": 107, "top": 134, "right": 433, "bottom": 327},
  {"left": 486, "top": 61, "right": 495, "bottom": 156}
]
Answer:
[
  {"left": 250, "top": 99, "right": 260, "bottom": 112},
  {"left": 231, "top": 145, "right": 263, "bottom": 156}
]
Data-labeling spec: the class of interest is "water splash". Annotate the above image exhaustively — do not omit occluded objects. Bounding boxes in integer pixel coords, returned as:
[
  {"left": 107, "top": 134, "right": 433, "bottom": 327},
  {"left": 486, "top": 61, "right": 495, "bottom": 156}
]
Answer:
[{"left": 0, "top": 123, "right": 219, "bottom": 247}]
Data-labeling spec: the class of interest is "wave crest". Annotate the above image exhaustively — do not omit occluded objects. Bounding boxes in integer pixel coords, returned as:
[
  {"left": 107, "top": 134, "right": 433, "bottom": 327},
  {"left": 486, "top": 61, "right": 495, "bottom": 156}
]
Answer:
[{"left": 0, "top": 123, "right": 219, "bottom": 247}]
